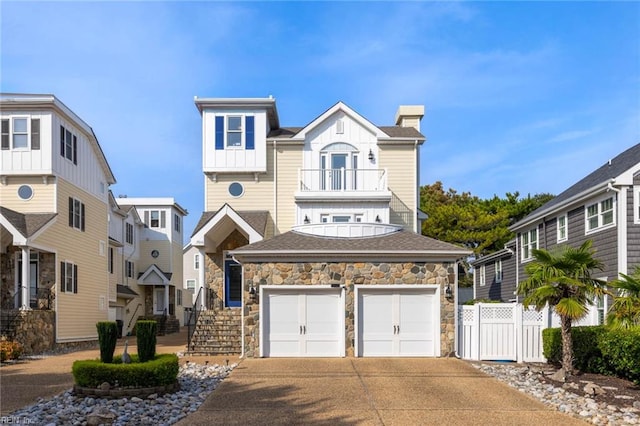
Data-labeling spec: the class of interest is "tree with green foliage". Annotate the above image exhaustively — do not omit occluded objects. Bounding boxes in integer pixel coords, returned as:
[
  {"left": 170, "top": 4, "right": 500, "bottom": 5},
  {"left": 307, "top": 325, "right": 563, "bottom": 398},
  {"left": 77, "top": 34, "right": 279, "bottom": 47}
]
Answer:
[
  {"left": 420, "top": 182, "right": 553, "bottom": 257},
  {"left": 608, "top": 266, "right": 640, "bottom": 329},
  {"left": 517, "top": 241, "right": 607, "bottom": 376}
]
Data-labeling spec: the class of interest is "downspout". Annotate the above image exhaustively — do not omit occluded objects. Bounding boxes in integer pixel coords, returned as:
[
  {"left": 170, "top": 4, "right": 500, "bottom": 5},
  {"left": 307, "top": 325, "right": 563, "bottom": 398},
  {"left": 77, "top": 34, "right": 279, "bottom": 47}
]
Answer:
[
  {"left": 273, "top": 140, "right": 278, "bottom": 236},
  {"left": 414, "top": 140, "right": 419, "bottom": 232},
  {"left": 515, "top": 237, "right": 519, "bottom": 303}
]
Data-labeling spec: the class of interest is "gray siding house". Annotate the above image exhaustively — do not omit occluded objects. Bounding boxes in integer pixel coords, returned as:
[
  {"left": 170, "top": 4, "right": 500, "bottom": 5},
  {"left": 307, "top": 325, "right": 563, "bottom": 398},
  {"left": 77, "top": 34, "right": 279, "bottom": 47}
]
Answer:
[{"left": 472, "top": 142, "right": 640, "bottom": 323}]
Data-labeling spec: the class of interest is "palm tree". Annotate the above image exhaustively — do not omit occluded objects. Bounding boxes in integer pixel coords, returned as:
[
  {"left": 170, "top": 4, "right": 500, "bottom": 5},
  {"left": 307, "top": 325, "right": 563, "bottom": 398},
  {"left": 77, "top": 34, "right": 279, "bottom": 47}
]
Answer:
[
  {"left": 608, "top": 266, "right": 640, "bottom": 329},
  {"left": 517, "top": 240, "right": 607, "bottom": 376}
]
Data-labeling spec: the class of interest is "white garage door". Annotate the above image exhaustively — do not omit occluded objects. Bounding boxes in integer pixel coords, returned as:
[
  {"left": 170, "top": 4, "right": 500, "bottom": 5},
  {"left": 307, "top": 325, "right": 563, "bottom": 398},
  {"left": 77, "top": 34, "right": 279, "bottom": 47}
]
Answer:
[
  {"left": 263, "top": 287, "right": 343, "bottom": 357},
  {"left": 358, "top": 287, "right": 438, "bottom": 357}
]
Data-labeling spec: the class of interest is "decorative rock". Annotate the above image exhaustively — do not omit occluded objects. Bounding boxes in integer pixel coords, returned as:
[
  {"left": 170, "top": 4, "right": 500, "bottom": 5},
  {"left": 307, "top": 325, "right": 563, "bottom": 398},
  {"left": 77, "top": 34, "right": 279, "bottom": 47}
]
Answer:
[
  {"left": 584, "top": 382, "right": 606, "bottom": 397},
  {"left": 86, "top": 407, "right": 115, "bottom": 425},
  {"left": 99, "top": 382, "right": 110, "bottom": 391},
  {"left": 549, "top": 368, "right": 566, "bottom": 383}
]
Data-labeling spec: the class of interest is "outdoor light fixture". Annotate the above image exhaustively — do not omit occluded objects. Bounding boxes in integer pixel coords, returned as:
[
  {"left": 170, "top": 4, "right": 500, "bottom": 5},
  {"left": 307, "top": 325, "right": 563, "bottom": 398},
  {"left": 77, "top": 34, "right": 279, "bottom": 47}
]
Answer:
[
  {"left": 375, "top": 215, "right": 381, "bottom": 223},
  {"left": 249, "top": 285, "right": 256, "bottom": 300},
  {"left": 445, "top": 284, "right": 453, "bottom": 300},
  {"left": 304, "top": 215, "right": 310, "bottom": 224},
  {"left": 368, "top": 149, "right": 375, "bottom": 161}
]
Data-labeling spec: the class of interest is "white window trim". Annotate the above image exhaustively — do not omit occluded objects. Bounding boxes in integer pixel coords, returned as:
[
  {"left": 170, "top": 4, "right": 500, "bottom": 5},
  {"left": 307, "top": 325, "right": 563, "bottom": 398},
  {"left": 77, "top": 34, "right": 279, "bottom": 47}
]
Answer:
[
  {"left": 186, "top": 279, "right": 196, "bottom": 290},
  {"left": 557, "top": 214, "right": 568, "bottom": 243},
  {"left": 585, "top": 195, "right": 616, "bottom": 235},
  {"left": 479, "top": 265, "right": 486, "bottom": 287},
  {"left": 226, "top": 115, "right": 244, "bottom": 149},
  {"left": 194, "top": 254, "right": 200, "bottom": 270},
  {"left": 495, "top": 260, "right": 502, "bottom": 283},
  {"left": 11, "top": 116, "right": 30, "bottom": 150},
  {"left": 634, "top": 185, "right": 640, "bottom": 224},
  {"left": 319, "top": 213, "right": 366, "bottom": 223},
  {"left": 521, "top": 227, "right": 538, "bottom": 262}
]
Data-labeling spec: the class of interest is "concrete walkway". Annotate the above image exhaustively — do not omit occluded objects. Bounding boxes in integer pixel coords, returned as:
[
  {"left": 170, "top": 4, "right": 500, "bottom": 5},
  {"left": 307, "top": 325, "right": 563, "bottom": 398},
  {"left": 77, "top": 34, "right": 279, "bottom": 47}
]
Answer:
[{"left": 177, "top": 358, "right": 587, "bottom": 426}]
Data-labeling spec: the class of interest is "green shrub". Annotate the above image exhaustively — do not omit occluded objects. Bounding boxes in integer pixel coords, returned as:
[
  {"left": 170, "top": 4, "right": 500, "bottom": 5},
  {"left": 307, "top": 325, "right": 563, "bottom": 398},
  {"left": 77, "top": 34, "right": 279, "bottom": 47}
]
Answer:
[
  {"left": 598, "top": 327, "right": 640, "bottom": 385},
  {"left": 72, "top": 353, "right": 179, "bottom": 388},
  {"left": 542, "top": 326, "right": 607, "bottom": 371},
  {"left": 136, "top": 320, "right": 157, "bottom": 362},
  {"left": 0, "top": 340, "right": 23, "bottom": 362},
  {"left": 462, "top": 298, "right": 503, "bottom": 305},
  {"left": 96, "top": 321, "right": 118, "bottom": 363}
]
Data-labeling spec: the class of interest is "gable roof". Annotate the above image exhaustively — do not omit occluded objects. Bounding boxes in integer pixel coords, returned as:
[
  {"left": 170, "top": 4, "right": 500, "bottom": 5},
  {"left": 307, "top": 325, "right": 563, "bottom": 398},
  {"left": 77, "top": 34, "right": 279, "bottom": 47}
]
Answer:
[
  {"left": 0, "top": 206, "right": 57, "bottom": 243},
  {"left": 191, "top": 207, "right": 269, "bottom": 238},
  {"left": 137, "top": 264, "right": 172, "bottom": 284},
  {"left": 231, "top": 229, "right": 471, "bottom": 262},
  {"left": 511, "top": 142, "right": 640, "bottom": 230}
]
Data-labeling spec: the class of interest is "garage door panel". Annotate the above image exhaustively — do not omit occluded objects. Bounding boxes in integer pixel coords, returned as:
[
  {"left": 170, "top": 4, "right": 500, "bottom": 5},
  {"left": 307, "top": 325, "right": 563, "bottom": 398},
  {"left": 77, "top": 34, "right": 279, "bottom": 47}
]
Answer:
[
  {"left": 359, "top": 288, "right": 437, "bottom": 357},
  {"left": 264, "top": 288, "right": 343, "bottom": 357}
]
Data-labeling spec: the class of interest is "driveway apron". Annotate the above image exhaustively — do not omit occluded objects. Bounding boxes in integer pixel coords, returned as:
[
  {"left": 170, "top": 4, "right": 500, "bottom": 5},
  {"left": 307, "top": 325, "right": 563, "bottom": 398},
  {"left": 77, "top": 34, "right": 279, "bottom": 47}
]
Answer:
[{"left": 177, "top": 358, "right": 587, "bottom": 426}]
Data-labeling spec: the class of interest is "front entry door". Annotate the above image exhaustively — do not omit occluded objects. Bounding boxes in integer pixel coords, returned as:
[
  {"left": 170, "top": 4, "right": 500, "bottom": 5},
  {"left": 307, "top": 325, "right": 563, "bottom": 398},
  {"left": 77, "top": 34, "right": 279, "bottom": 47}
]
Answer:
[
  {"left": 225, "top": 260, "right": 242, "bottom": 307},
  {"left": 155, "top": 288, "right": 166, "bottom": 314}
]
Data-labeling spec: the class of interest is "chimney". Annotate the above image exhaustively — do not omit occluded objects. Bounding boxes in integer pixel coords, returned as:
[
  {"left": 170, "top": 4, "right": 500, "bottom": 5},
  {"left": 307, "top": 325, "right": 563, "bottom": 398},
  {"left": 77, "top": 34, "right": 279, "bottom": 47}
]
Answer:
[{"left": 395, "top": 105, "right": 425, "bottom": 132}]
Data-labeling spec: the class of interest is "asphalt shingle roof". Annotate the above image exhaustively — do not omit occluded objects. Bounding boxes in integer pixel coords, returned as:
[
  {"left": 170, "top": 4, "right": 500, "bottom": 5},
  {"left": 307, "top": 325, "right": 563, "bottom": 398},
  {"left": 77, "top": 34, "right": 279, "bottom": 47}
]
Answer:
[
  {"left": 232, "top": 229, "right": 469, "bottom": 257},
  {"left": 0, "top": 206, "right": 57, "bottom": 238},
  {"left": 191, "top": 208, "right": 269, "bottom": 237},
  {"left": 513, "top": 142, "right": 640, "bottom": 228}
]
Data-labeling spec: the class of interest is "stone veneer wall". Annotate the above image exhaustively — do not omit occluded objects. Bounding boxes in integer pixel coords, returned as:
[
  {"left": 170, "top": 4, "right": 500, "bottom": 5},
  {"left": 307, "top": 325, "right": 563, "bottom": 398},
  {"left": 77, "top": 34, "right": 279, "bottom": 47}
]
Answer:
[
  {"left": 242, "top": 261, "right": 457, "bottom": 358},
  {"left": 1, "top": 249, "right": 56, "bottom": 309},
  {"left": 204, "top": 230, "right": 248, "bottom": 312},
  {"left": 12, "top": 310, "right": 56, "bottom": 354}
]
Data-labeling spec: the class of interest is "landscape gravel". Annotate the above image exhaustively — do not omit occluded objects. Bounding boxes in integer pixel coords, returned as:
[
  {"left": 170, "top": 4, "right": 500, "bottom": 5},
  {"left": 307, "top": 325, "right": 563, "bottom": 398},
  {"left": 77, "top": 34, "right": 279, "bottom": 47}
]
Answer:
[
  {"left": 474, "top": 363, "right": 640, "bottom": 426},
  {"left": 7, "top": 361, "right": 236, "bottom": 426}
]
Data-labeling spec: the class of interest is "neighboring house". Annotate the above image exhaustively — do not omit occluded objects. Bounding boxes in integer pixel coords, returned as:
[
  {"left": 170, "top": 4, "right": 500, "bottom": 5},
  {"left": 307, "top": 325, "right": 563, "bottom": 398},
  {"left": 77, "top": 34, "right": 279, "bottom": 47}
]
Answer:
[
  {"left": 472, "top": 143, "right": 640, "bottom": 325},
  {"left": 182, "top": 243, "right": 200, "bottom": 322},
  {"left": 188, "top": 97, "right": 471, "bottom": 358},
  {"left": 0, "top": 93, "right": 116, "bottom": 351},
  {"left": 115, "top": 197, "right": 188, "bottom": 332},
  {"left": 471, "top": 239, "right": 517, "bottom": 302}
]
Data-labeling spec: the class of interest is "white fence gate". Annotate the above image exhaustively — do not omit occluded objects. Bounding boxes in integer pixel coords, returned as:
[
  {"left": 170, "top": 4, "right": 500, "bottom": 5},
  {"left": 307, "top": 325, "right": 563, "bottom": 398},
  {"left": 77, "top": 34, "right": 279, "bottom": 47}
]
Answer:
[{"left": 458, "top": 303, "right": 550, "bottom": 363}]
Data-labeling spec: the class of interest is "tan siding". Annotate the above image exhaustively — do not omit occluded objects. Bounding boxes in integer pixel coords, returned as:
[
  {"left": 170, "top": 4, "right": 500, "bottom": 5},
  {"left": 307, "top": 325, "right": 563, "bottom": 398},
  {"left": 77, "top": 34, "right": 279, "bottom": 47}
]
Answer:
[
  {"left": 0, "top": 176, "right": 56, "bottom": 212},
  {"left": 139, "top": 240, "right": 172, "bottom": 273},
  {"left": 108, "top": 245, "right": 119, "bottom": 303},
  {"left": 274, "top": 145, "right": 302, "bottom": 233},
  {"left": 205, "top": 146, "right": 275, "bottom": 216},
  {"left": 379, "top": 144, "right": 416, "bottom": 230},
  {"left": 33, "top": 178, "right": 109, "bottom": 341}
]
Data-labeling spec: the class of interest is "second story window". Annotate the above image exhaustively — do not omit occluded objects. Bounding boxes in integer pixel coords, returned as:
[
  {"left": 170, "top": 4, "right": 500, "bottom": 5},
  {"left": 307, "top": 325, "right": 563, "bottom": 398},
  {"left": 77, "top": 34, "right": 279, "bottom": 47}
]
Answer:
[
  {"left": 557, "top": 214, "right": 568, "bottom": 242},
  {"left": 194, "top": 254, "right": 200, "bottom": 270},
  {"left": 126, "top": 261, "right": 135, "bottom": 278},
  {"left": 125, "top": 222, "right": 134, "bottom": 244},
  {"left": 69, "top": 197, "right": 85, "bottom": 231},
  {"left": 521, "top": 228, "right": 538, "bottom": 261},
  {"left": 1, "top": 118, "right": 40, "bottom": 150},
  {"left": 479, "top": 265, "right": 486, "bottom": 287},
  {"left": 174, "top": 214, "right": 181, "bottom": 232},
  {"left": 227, "top": 116, "right": 242, "bottom": 147},
  {"left": 108, "top": 248, "right": 114, "bottom": 274},
  {"left": 60, "top": 125, "right": 78, "bottom": 164},
  {"left": 586, "top": 197, "right": 614, "bottom": 232}
]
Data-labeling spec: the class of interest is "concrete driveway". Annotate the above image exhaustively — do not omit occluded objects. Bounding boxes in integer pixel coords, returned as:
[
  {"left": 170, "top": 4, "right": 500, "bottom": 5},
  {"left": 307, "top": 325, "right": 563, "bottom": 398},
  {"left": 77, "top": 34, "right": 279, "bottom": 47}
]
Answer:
[{"left": 177, "top": 358, "right": 587, "bottom": 426}]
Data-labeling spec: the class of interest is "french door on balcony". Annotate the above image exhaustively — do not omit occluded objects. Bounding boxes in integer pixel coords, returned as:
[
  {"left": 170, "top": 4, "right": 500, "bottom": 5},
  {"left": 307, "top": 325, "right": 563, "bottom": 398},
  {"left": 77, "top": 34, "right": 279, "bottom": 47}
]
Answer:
[{"left": 321, "top": 153, "right": 358, "bottom": 191}]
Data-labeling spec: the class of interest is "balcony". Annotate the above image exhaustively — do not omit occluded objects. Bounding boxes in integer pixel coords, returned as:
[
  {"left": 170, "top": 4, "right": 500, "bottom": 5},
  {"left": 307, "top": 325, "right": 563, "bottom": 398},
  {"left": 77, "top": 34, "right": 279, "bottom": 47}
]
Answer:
[{"left": 295, "top": 168, "right": 391, "bottom": 202}]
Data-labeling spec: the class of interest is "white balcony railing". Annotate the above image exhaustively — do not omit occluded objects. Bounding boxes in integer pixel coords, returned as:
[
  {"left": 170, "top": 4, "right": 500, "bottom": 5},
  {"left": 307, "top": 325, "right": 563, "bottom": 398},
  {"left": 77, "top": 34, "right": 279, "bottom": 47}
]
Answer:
[{"left": 298, "top": 168, "right": 388, "bottom": 192}]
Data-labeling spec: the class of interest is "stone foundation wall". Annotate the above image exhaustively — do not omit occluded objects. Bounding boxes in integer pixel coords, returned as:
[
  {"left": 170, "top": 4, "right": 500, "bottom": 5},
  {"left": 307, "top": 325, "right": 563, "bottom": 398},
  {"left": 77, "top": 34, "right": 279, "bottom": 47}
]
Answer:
[
  {"left": 242, "top": 261, "right": 457, "bottom": 358},
  {"left": 12, "top": 310, "right": 56, "bottom": 354}
]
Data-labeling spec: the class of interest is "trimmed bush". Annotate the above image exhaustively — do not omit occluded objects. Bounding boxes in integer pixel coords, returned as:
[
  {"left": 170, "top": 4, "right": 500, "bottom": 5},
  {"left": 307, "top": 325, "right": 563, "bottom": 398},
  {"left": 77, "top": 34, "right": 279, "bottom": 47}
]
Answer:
[
  {"left": 136, "top": 320, "right": 157, "bottom": 362},
  {"left": 542, "top": 326, "right": 607, "bottom": 371},
  {"left": 0, "top": 340, "right": 23, "bottom": 362},
  {"left": 599, "top": 328, "right": 640, "bottom": 385},
  {"left": 72, "top": 353, "right": 179, "bottom": 388},
  {"left": 96, "top": 321, "right": 118, "bottom": 363}
]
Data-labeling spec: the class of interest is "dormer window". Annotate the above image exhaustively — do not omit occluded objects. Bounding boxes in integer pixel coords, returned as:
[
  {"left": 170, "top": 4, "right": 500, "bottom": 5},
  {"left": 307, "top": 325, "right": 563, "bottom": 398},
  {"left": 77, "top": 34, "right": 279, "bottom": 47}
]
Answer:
[{"left": 215, "top": 115, "right": 255, "bottom": 150}]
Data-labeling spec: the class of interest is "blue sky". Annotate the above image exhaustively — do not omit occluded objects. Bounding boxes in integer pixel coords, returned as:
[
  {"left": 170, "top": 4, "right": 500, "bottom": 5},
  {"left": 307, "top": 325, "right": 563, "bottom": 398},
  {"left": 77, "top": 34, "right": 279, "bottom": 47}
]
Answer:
[{"left": 2, "top": 1, "right": 639, "bottom": 243}]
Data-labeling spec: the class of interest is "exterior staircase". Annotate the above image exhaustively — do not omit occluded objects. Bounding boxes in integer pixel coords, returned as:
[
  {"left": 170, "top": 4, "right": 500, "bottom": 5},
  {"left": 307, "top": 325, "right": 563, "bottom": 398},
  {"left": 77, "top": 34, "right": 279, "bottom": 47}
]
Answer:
[{"left": 188, "top": 308, "right": 242, "bottom": 355}]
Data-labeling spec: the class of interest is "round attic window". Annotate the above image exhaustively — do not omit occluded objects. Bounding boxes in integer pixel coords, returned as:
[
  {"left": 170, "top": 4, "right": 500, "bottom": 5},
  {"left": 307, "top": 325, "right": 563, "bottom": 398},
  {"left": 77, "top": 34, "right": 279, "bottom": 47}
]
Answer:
[
  {"left": 18, "top": 185, "right": 33, "bottom": 200},
  {"left": 228, "top": 182, "right": 244, "bottom": 198}
]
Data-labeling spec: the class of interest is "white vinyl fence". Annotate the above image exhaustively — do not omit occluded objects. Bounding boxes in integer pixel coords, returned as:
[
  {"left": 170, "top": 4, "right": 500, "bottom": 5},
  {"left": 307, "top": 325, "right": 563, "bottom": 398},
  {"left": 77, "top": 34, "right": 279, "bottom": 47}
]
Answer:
[
  {"left": 458, "top": 303, "right": 548, "bottom": 362},
  {"left": 458, "top": 302, "right": 603, "bottom": 363}
]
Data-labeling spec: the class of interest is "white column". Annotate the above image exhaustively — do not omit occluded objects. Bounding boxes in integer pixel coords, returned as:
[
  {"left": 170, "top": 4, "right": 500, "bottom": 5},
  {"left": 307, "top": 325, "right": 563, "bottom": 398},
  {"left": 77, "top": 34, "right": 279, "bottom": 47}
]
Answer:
[
  {"left": 20, "top": 247, "right": 30, "bottom": 310},
  {"left": 198, "top": 247, "right": 206, "bottom": 310}
]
